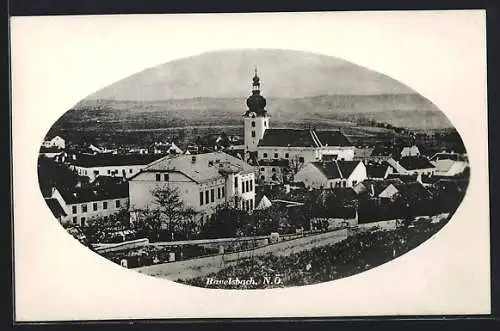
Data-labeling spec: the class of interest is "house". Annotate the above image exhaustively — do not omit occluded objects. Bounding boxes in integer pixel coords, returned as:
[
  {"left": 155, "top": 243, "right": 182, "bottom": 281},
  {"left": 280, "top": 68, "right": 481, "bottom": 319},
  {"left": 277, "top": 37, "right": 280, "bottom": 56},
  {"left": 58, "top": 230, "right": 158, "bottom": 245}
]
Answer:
[
  {"left": 44, "top": 183, "right": 129, "bottom": 226},
  {"left": 431, "top": 159, "right": 468, "bottom": 177},
  {"left": 365, "top": 162, "right": 391, "bottom": 180},
  {"left": 257, "top": 159, "right": 290, "bottom": 184},
  {"left": 386, "top": 156, "right": 436, "bottom": 176},
  {"left": 42, "top": 135, "right": 65, "bottom": 149},
  {"left": 68, "top": 153, "right": 164, "bottom": 181},
  {"left": 353, "top": 178, "right": 404, "bottom": 198},
  {"left": 399, "top": 145, "right": 420, "bottom": 157},
  {"left": 148, "top": 142, "right": 183, "bottom": 155},
  {"left": 44, "top": 198, "right": 68, "bottom": 223},
  {"left": 293, "top": 160, "right": 367, "bottom": 189},
  {"left": 378, "top": 182, "right": 431, "bottom": 203},
  {"left": 39, "top": 146, "right": 64, "bottom": 159},
  {"left": 128, "top": 151, "right": 256, "bottom": 224}
]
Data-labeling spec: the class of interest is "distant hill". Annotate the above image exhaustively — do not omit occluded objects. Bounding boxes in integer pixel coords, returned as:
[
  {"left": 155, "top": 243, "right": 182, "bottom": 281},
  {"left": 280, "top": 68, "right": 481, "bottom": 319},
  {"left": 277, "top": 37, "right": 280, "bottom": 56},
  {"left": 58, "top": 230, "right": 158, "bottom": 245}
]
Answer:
[
  {"left": 62, "top": 94, "right": 452, "bottom": 130},
  {"left": 86, "top": 49, "right": 416, "bottom": 101}
]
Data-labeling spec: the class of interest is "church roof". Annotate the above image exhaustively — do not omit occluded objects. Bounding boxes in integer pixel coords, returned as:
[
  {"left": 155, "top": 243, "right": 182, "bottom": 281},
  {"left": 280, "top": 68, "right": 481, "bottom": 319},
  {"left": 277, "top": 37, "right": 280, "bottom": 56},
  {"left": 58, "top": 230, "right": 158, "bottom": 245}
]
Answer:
[{"left": 258, "top": 128, "right": 351, "bottom": 148}]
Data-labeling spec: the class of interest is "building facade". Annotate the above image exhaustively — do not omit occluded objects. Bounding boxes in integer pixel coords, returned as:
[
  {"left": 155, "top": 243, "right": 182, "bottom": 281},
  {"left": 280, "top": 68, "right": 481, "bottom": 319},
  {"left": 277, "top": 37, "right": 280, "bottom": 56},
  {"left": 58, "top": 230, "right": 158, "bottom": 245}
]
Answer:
[
  {"left": 294, "top": 160, "right": 367, "bottom": 189},
  {"left": 128, "top": 152, "right": 256, "bottom": 224}
]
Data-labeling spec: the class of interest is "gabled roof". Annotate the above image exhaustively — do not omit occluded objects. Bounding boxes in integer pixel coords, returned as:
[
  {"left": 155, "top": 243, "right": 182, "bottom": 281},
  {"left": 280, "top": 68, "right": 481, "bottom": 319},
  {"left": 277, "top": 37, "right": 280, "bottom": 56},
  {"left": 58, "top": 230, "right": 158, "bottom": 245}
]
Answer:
[
  {"left": 353, "top": 178, "right": 403, "bottom": 196},
  {"left": 366, "top": 163, "right": 389, "bottom": 178},
  {"left": 70, "top": 153, "right": 164, "bottom": 167},
  {"left": 394, "top": 182, "right": 432, "bottom": 200},
  {"left": 258, "top": 129, "right": 351, "bottom": 148},
  {"left": 311, "top": 160, "right": 361, "bottom": 180},
  {"left": 398, "top": 156, "right": 436, "bottom": 171},
  {"left": 45, "top": 198, "right": 67, "bottom": 218},
  {"left": 131, "top": 151, "right": 254, "bottom": 184}
]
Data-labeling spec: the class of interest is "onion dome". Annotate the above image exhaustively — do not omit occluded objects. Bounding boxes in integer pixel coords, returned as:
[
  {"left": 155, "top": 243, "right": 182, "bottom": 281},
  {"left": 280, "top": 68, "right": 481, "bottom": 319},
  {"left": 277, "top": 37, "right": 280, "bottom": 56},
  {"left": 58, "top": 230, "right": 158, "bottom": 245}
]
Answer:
[{"left": 244, "top": 68, "right": 267, "bottom": 116}]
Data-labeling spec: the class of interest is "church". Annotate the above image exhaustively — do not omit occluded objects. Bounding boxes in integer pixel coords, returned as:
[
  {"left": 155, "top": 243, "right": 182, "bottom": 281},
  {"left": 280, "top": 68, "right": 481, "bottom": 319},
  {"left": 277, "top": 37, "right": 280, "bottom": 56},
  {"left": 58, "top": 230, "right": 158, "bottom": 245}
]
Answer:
[{"left": 242, "top": 69, "right": 355, "bottom": 180}]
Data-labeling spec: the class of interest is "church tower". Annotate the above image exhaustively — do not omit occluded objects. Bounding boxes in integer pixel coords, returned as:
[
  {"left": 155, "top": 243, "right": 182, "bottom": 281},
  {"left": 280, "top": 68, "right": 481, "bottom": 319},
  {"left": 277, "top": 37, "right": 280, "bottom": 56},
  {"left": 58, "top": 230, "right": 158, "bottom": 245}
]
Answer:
[{"left": 243, "top": 68, "right": 269, "bottom": 153}]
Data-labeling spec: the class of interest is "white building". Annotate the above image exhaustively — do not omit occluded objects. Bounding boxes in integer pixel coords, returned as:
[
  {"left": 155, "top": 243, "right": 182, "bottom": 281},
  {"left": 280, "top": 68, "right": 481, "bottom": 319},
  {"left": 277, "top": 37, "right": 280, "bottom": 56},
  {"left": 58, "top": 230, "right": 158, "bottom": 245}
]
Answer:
[
  {"left": 69, "top": 153, "right": 164, "bottom": 181},
  {"left": 386, "top": 156, "right": 436, "bottom": 177},
  {"left": 128, "top": 151, "right": 256, "bottom": 224},
  {"left": 431, "top": 159, "right": 468, "bottom": 177},
  {"left": 242, "top": 70, "right": 355, "bottom": 171},
  {"left": 42, "top": 135, "right": 65, "bottom": 149},
  {"left": 294, "top": 160, "right": 367, "bottom": 189},
  {"left": 148, "top": 142, "right": 183, "bottom": 155},
  {"left": 44, "top": 185, "right": 129, "bottom": 227},
  {"left": 257, "top": 159, "right": 289, "bottom": 183}
]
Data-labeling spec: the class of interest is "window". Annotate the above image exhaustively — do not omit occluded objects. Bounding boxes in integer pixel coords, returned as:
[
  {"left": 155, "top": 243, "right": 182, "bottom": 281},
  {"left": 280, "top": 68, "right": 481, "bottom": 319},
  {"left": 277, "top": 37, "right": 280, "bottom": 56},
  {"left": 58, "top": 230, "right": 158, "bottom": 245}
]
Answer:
[
  {"left": 210, "top": 189, "right": 215, "bottom": 203},
  {"left": 205, "top": 190, "right": 209, "bottom": 204},
  {"left": 200, "top": 192, "right": 204, "bottom": 206},
  {"left": 342, "top": 181, "right": 347, "bottom": 187},
  {"left": 129, "top": 169, "right": 133, "bottom": 173},
  {"left": 299, "top": 157, "right": 304, "bottom": 163},
  {"left": 264, "top": 121, "right": 267, "bottom": 127},
  {"left": 274, "top": 153, "right": 278, "bottom": 158},
  {"left": 263, "top": 153, "right": 268, "bottom": 158},
  {"left": 260, "top": 167, "right": 264, "bottom": 171},
  {"left": 260, "top": 175, "right": 265, "bottom": 181},
  {"left": 222, "top": 187, "right": 225, "bottom": 198},
  {"left": 93, "top": 203, "right": 98, "bottom": 211},
  {"left": 103, "top": 201, "right": 108, "bottom": 210},
  {"left": 81, "top": 204, "right": 87, "bottom": 213},
  {"left": 245, "top": 181, "right": 249, "bottom": 193},
  {"left": 107, "top": 170, "right": 111, "bottom": 174},
  {"left": 250, "top": 180, "right": 253, "bottom": 191},
  {"left": 155, "top": 174, "right": 161, "bottom": 181},
  {"left": 81, "top": 217, "right": 86, "bottom": 226},
  {"left": 116, "top": 200, "right": 121, "bottom": 208},
  {"left": 251, "top": 121, "right": 256, "bottom": 127},
  {"left": 164, "top": 173, "right": 169, "bottom": 181},
  {"left": 272, "top": 168, "right": 276, "bottom": 172},
  {"left": 217, "top": 187, "right": 221, "bottom": 199},
  {"left": 72, "top": 216, "right": 77, "bottom": 224},
  {"left": 250, "top": 199, "right": 253, "bottom": 210},
  {"left": 251, "top": 131, "right": 256, "bottom": 138},
  {"left": 352, "top": 180, "right": 357, "bottom": 186},
  {"left": 72, "top": 206, "right": 77, "bottom": 214},
  {"left": 234, "top": 179, "right": 238, "bottom": 189},
  {"left": 285, "top": 153, "right": 289, "bottom": 158}
]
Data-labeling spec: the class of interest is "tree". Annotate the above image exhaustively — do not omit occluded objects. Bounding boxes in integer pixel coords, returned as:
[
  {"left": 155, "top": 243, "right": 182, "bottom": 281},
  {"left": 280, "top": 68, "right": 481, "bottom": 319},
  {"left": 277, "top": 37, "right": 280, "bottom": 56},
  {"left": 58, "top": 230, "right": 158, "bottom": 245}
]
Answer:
[
  {"left": 82, "top": 208, "right": 132, "bottom": 243},
  {"left": 133, "top": 185, "right": 195, "bottom": 242}
]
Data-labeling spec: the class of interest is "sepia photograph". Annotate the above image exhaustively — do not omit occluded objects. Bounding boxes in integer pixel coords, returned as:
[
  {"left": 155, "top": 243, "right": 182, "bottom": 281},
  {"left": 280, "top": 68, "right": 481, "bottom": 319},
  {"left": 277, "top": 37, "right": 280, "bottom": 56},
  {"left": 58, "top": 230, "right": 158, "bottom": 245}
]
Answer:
[{"left": 11, "top": 10, "right": 490, "bottom": 320}]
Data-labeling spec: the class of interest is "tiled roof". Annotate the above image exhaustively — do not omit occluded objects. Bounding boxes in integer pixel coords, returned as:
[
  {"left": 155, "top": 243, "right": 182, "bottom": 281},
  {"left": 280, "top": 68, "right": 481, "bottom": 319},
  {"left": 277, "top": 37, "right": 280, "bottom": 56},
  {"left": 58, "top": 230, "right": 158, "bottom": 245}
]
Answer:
[
  {"left": 311, "top": 160, "right": 360, "bottom": 180},
  {"left": 366, "top": 164, "right": 389, "bottom": 178},
  {"left": 398, "top": 156, "right": 436, "bottom": 171},
  {"left": 315, "top": 130, "right": 352, "bottom": 147},
  {"left": 393, "top": 182, "right": 432, "bottom": 200},
  {"left": 353, "top": 178, "right": 403, "bottom": 196},
  {"left": 45, "top": 198, "right": 67, "bottom": 218},
  {"left": 258, "top": 129, "right": 351, "bottom": 148},
  {"left": 58, "top": 182, "right": 129, "bottom": 204},
  {"left": 70, "top": 153, "right": 164, "bottom": 167},
  {"left": 134, "top": 151, "right": 254, "bottom": 184}
]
